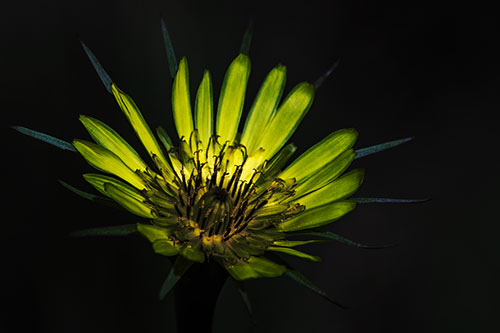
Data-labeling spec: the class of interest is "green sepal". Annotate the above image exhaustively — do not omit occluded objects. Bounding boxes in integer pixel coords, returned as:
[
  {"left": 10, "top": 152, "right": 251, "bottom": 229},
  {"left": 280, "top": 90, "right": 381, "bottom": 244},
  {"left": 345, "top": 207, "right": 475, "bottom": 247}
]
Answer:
[
  {"left": 273, "top": 239, "right": 328, "bottom": 247},
  {"left": 268, "top": 246, "right": 322, "bottom": 262},
  {"left": 285, "top": 269, "right": 348, "bottom": 309},
  {"left": 233, "top": 280, "right": 255, "bottom": 323},
  {"left": 355, "top": 137, "right": 413, "bottom": 159},
  {"left": 352, "top": 197, "right": 430, "bottom": 204},
  {"left": 265, "top": 253, "right": 348, "bottom": 308},
  {"left": 239, "top": 19, "right": 254, "bottom": 55},
  {"left": 314, "top": 58, "right": 340, "bottom": 89},
  {"left": 80, "top": 41, "right": 113, "bottom": 93},
  {"left": 289, "top": 230, "right": 397, "bottom": 249},
  {"left": 160, "top": 18, "right": 178, "bottom": 79},
  {"left": 59, "top": 179, "right": 102, "bottom": 201},
  {"left": 159, "top": 255, "right": 193, "bottom": 300},
  {"left": 12, "top": 126, "right": 76, "bottom": 152},
  {"left": 70, "top": 224, "right": 137, "bottom": 237}
]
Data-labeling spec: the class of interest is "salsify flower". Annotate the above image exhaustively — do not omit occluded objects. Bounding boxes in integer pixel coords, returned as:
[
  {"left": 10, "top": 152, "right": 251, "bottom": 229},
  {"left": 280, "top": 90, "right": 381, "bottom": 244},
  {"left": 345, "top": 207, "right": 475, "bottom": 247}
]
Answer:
[
  {"left": 14, "top": 21, "right": 420, "bottom": 308},
  {"left": 76, "top": 51, "right": 364, "bottom": 279}
]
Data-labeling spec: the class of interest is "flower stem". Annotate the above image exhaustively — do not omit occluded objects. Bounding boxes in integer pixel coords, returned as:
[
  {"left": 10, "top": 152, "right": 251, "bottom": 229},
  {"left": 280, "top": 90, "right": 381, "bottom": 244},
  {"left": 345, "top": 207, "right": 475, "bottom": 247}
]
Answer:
[{"left": 174, "top": 262, "right": 228, "bottom": 333}]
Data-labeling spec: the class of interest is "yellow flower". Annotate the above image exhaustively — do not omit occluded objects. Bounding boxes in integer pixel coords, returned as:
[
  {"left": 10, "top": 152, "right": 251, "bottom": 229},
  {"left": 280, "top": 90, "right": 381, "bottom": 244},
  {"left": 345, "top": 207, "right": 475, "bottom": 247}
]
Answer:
[{"left": 14, "top": 21, "right": 418, "bottom": 303}]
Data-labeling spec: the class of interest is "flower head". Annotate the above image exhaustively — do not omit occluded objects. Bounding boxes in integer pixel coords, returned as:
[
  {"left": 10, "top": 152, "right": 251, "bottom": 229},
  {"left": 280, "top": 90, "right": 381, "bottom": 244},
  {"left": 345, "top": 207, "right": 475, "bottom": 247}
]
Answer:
[
  {"left": 14, "top": 23, "right": 420, "bottom": 306},
  {"left": 73, "top": 48, "right": 363, "bottom": 280}
]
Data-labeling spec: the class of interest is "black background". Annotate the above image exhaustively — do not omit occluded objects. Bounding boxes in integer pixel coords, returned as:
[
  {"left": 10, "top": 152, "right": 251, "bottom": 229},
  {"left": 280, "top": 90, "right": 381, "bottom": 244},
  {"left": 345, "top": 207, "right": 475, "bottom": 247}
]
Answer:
[{"left": 3, "top": 0, "right": 499, "bottom": 332}]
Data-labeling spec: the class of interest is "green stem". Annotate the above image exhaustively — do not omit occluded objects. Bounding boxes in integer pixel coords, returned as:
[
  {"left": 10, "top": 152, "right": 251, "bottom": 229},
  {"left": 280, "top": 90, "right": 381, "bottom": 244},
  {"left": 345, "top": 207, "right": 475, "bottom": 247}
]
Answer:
[{"left": 174, "top": 262, "right": 228, "bottom": 333}]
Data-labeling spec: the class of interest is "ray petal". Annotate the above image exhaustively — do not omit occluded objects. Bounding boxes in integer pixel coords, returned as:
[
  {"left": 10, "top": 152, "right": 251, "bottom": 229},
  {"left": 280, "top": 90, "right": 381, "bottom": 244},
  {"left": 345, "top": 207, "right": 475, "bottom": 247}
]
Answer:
[
  {"left": 172, "top": 57, "right": 194, "bottom": 139},
  {"left": 73, "top": 140, "right": 145, "bottom": 189},
  {"left": 258, "top": 82, "right": 314, "bottom": 161},
  {"left": 240, "top": 65, "right": 286, "bottom": 155},
  {"left": 216, "top": 54, "right": 251, "bottom": 144},
  {"left": 195, "top": 70, "right": 213, "bottom": 146}
]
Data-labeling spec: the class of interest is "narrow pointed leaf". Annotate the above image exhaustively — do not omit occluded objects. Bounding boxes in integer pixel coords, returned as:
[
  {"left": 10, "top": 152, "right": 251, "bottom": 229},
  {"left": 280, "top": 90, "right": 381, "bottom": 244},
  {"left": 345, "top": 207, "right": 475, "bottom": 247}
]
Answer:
[
  {"left": 240, "top": 19, "right": 254, "bottom": 55},
  {"left": 352, "top": 197, "right": 430, "bottom": 204},
  {"left": 58, "top": 179, "right": 98, "bottom": 201},
  {"left": 285, "top": 269, "right": 348, "bottom": 309},
  {"left": 80, "top": 41, "right": 112, "bottom": 93},
  {"left": 159, "top": 256, "right": 193, "bottom": 300},
  {"left": 273, "top": 239, "right": 328, "bottom": 247},
  {"left": 13, "top": 126, "right": 76, "bottom": 152},
  {"left": 291, "top": 230, "right": 397, "bottom": 249},
  {"left": 355, "top": 137, "right": 413, "bottom": 159},
  {"left": 160, "top": 18, "right": 178, "bottom": 79},
  {"left": 71, "top": 224, "right": 137, "bottom": 237},
  {"left": 314, "top": 58, "right": 340, "bottom": 89}
]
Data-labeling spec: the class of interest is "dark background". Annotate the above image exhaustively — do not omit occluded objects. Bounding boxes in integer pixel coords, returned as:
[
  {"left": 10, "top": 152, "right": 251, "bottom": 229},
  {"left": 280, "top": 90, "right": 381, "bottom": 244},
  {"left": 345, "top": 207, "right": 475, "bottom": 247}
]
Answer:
[{"left": 3, "top": 0, "right": 499, "bottom": 332}]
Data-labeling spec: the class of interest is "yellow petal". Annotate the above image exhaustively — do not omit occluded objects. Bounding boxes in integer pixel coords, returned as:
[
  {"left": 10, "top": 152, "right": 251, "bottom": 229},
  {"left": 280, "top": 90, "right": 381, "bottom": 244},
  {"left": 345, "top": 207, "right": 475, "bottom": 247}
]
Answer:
[
  {"left": 240, "top": 65, "right": 286, "bottom": 155},
  {"left": 278, "top": 200, "right": 356, "bottom": 232},
  {"left": 104, "top": 183, "right": 154, "bottom": 218},
  {"left": 258, "top": 82, "right": 314, "bottom": 161},
  {"left": 172, "top": 57, "right": 194, "bottom": 139},
  {"left": 83, "top": 173, "right": 144, "bottom": 201},
  {"left": 279, "top": 128, "right": 358, "bottom": 182},
  {"left": 216, "top": 54, "right": 251, "bottom": 144},
  {"left": 296, "top": 169, "right": 365, "bottom": 209},
  {"left": 293, "top": 149, "right": 355, "bottom": 196},
  {"left": 73, "top": 139, "right": 144, "bottom": 189},
  {"left": 79, "top": 115, "right": 147, "bottom": 172},
  {"left": 111, "top": 84, "right": 170, "bottom": 169},
  {"left": 195, "top": 70, "right": 213, "bottom": 147}
]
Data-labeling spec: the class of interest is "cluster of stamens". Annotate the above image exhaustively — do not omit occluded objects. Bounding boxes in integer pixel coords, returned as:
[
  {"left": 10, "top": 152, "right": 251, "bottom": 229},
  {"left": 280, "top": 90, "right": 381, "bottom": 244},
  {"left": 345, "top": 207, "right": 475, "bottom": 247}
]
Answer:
[{"left": 135, "top": 132, "right": 304, "bottom": 261}]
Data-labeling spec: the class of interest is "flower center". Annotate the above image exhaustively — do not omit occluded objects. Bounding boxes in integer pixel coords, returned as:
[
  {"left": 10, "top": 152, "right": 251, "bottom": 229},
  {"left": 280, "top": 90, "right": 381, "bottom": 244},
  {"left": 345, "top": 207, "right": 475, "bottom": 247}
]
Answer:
[{"left": 139, "top": 133, "right": 304, "bottom": 260}]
